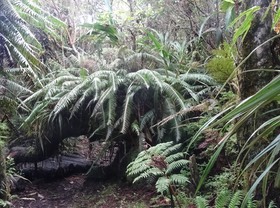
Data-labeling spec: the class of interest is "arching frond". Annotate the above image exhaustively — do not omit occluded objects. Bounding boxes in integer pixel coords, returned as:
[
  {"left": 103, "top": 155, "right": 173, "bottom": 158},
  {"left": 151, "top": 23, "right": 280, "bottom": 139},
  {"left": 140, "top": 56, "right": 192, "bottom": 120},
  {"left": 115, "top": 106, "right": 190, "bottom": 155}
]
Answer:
[
  {"left": 164, "top": 98, "right": 182, "bottom": 142},
  {"left": 107, "top": 92, "right": 117, "bottom": 126},
  {"left": 91, "top": 86, "right": 114, "bottom": 118},
  {"left": 140, "top": 110, "right": 155, "bottom": 130},
  {"left": 120, "top": 90, "right": 135, "bottom": 134},
  {"left": 162, "top": 83, "right": 186, "bottom": 109},
  {"left": 51, "top": 82, "right": 85, "bottom": 117},
  {"left": 12, "top": 0, "right": 66, "bottom": 41}
]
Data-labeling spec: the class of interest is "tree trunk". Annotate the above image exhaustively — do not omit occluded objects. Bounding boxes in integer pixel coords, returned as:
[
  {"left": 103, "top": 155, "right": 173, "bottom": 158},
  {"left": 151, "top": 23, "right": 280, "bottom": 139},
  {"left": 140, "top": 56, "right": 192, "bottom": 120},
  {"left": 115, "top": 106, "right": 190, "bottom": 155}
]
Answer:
[
  {"left": 238, "top": 0, "right": 277, "bottom": 141},
  {"left": 8, "top": 109, "right": 91, "bottom": 164}
]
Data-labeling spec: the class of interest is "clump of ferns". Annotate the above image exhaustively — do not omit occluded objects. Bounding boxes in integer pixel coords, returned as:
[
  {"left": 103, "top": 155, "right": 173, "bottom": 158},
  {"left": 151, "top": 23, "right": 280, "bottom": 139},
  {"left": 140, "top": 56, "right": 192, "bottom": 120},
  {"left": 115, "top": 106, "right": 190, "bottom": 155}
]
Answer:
[
  {"left": 194, "top": 190, "right": 277, "bottom": 208},
  {"left": 126, "top": 141, "right": 189, "bottom": 208}
]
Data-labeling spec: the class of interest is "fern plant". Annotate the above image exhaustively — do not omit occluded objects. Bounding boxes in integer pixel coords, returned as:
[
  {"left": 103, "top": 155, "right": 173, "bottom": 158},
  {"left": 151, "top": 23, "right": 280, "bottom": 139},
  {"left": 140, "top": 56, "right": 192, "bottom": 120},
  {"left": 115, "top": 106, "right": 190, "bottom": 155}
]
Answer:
[
  {"left": 0, "top": 0, "right": 65, "bottom": 76},
  {"left": 21, "top": 62, "right": 215, "bottom": 143},
  {"left": 126, "top": 142, "right": 189, "bottom": 208},
  {"left": 195, "top": 190, "right": 258, "bottom": 208}
]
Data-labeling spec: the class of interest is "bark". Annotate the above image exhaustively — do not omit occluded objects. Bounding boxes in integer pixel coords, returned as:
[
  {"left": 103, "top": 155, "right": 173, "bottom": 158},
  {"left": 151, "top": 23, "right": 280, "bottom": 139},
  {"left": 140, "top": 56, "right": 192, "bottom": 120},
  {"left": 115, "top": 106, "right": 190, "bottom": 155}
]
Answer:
[
  {"left": 240, "top": 0, "right": 276, "bottom": 99},
  {"left": 8, "top": 109, "right": 91, "bottom": 164},
  {"left": 238, "top": 0, "right": 278, "bottom": 141}
]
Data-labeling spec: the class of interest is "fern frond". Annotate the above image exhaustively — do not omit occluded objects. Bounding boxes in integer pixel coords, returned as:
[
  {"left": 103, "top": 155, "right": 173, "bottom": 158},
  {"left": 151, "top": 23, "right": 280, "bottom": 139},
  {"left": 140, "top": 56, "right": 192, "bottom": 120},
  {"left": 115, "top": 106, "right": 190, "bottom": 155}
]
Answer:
[
  {"left": 228, "top": 190, "right": 244, "bottom": 208},
  {"left": 268, "top": 201, "right": 278, "bottom": 208},
  {"left": 107, "top": 92, "right": 117, "bottom": 126},
  {"left": 69, "top": 87, "right": 94, "bottom": 118},
  {"left": 140, "top": 110, "right": 155, "bottom": 130},
  {"left": 166, "top": 159, "right": 189, "bottom": 174},
  {"left": 133, "top": 168, "right": 163, "bottom": 183},
  {"left": 162, "top": 82, "right": 185, "bottom": 109},
  {"left": 165, "top": 152, "right": 184, "bottom": 164},
  {"left": 164, "top": 98, "right": 182, "bottom": 141},
  {"left": 131, "top": 120, "right": 140, "bottom": 136},
  {"left": 12, "top": 0, "right": 66, "bottom": 41},
  {"left": 91, "top": 87, "right": 113, "bottom": 117},
  {"left": 148, "top": 141, "right": 173, "bottom": 155},
  {"left": 20, "top": 101, "right": 50, "bottom": 128},
  {"left": 195, "top": 196, "right": 209, "bottom": 208},
  {"left": 52, "top": 81, "right": 86, "bottom": 116},
  {"left": 128, "top": 70, "right": 150, "bottom": 89},
  {"left": 156, "top": 176, "right": 170, "bottom": 194},
  {"left": 169, "top": 174, "right": 189, "bottom": 185},
  {"left": 180, "top": 73, "right": 216, "bottom": 86},
  {"left": 137, "top": 69, "right": 163, "bottom": 90},
  {"left": 246, "top": 196, "right": 257, "bottom": 208},
  {"left": 215, "top": 189, "right": 231, "bottom": 208},
  {"left": 121, "top": 85, "right": 137, "bottom": 133},
  {"left": 126, "top": 153, "right": 151, "bottom": 174},
  {"left": 161, "top": 143, "right": 182, "bottom": 157},
  {"left": 1, "top": 78, "right": 32, "bottom": 95}
]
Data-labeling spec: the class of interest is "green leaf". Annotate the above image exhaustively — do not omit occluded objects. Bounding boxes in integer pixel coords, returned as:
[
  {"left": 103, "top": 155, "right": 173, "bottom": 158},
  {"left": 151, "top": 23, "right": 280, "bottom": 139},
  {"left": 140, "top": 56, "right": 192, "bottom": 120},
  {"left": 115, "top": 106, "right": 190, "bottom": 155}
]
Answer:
[
  {"left": 156, "top": 177, "right": 170, "bottom": 194},
  {"left": 230, "top": 6, "right": 260, "bottom": 44}
]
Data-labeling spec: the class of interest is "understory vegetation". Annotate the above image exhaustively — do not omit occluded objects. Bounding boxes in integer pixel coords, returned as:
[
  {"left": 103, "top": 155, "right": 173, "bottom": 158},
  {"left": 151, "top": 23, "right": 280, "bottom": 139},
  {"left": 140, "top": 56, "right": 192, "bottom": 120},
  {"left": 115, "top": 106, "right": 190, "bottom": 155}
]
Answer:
[{"left": 1, "top": 0, "right": 280, "bottom": 207}]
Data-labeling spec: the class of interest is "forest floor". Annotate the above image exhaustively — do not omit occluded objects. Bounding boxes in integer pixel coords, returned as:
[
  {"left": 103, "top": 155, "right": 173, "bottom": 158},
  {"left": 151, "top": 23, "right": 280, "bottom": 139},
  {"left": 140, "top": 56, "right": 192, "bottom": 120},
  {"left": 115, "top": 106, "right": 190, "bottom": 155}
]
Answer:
[
  {"left": 10, "top": 138, "right": 171, "bottom": 208},
  {"left": 11, "top": 174, "right": 156, "bottom": 208}
]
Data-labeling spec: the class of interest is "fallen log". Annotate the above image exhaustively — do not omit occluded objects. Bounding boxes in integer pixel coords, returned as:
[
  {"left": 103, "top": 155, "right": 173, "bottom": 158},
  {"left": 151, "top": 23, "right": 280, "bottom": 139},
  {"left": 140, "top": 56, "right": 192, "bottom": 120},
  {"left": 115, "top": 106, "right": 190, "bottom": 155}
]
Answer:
[{"left": 17, "top": 154, "right": 92, "bottom": 180}]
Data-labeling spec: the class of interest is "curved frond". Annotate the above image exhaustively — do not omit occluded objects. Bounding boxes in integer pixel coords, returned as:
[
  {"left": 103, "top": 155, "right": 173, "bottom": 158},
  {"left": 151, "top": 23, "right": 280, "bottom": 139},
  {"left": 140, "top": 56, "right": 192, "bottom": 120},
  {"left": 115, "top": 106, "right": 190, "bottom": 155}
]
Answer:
[
  {"left": 166, "top": 159, "right": 189, "bottom": 174},
  {"left": 120, "top": 92, "right": 134, "bottom": 133},
  {"left": 133, "top": 168, "right": 163, "bottom": 183},
  {"left": 156, "top": 177, "right": 170, "bottom": 194},
  {"left": 170, "top": 174, "right": 189, "bottom": 185}
]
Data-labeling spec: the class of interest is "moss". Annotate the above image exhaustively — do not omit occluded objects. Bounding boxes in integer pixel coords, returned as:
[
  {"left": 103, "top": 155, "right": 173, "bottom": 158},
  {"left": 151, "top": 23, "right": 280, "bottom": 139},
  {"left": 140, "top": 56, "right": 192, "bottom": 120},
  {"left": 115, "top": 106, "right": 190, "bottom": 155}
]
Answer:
[{"left": 206, "top": 43, "right": 236, "bottom": 83}]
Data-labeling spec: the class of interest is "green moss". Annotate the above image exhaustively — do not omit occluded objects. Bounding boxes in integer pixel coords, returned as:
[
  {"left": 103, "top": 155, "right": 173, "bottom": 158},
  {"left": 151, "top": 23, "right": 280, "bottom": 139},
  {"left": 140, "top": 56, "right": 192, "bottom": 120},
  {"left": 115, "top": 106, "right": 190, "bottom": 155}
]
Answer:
[{"left": 206, "top": 43, "right": 236, "bottom": 83}]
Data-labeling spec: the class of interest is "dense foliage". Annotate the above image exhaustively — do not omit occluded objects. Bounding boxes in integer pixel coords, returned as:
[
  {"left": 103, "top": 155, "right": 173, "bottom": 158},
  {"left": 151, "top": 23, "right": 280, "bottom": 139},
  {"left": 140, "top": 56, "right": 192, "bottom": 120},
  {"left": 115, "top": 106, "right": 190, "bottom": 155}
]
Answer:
[{"left": 0, "top": 0, "right": 280, "bottom": 207}]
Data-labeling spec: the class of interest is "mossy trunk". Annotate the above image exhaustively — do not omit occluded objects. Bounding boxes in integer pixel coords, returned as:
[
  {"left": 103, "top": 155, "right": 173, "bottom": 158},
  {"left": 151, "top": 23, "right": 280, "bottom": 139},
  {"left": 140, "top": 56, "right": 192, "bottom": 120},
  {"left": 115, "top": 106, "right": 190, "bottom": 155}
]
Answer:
[
  {"left": 0, "top": 145, "right": 9, "bottom": 208},
  {"left": 238, "top": 0, "right": 280, "bottom": 198},
  {"left": 238, "top": 0, "right": 278, "bottom": 142}
]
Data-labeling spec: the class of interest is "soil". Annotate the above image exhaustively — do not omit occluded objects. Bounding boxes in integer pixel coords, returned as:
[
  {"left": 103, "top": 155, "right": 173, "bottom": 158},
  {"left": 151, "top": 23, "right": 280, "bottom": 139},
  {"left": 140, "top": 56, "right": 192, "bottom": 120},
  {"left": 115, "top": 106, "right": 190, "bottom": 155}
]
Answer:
[
  {"left": 11, "top": 175, "right": 156, "bottom": 208},
  {"left": 9, "top": 138, "right": 161, "bottom": 208}
]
